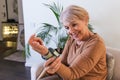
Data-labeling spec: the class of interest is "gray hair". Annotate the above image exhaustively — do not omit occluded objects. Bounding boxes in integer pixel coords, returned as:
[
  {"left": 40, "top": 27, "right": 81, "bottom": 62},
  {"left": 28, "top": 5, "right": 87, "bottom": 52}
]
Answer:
[{"left": 60, "top": 5, "right": 89, "bottom": 23}]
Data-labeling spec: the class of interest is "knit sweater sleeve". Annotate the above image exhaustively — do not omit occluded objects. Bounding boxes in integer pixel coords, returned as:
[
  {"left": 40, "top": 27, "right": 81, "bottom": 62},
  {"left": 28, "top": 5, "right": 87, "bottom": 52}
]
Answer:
[
  {"left": 61, "top": 37, "right": 74, "bottom": 65},
  {"left": 57, "top": 38, "right": 106, "bottom": 80}
]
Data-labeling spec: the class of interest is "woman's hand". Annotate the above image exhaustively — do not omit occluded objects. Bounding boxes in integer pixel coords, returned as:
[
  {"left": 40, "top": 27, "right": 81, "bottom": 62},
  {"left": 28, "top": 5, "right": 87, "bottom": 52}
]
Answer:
[
  {"left": 44, "top": 57, "right": 61, "bottom": 74},
  {"left": 28, "top": 34, "right": 48, "bottom": 55}
]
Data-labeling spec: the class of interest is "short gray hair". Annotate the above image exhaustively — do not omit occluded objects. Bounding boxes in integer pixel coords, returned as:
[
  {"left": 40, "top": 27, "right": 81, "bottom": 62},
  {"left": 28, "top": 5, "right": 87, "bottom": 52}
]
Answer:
[{"left": 60, "top": 5, "right": 89, "bottom": 23}]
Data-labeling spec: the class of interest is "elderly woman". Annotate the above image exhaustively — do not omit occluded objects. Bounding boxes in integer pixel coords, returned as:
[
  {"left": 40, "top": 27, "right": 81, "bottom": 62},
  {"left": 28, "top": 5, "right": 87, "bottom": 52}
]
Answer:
[{"left": 29, "top": 5, "right": 107, "bottom": 80}]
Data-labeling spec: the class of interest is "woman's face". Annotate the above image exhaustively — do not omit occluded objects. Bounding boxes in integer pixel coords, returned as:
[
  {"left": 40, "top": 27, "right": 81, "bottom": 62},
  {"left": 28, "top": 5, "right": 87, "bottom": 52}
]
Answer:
[{"left": 63, "top": 19, "right": 89, "bottom": 41}]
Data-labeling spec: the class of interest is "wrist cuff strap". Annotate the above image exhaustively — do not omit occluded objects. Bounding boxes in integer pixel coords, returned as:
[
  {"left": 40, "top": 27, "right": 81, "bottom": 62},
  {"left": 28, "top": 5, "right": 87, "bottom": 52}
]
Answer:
[
  {"left": 42, "top": 48, "right": 60, "bottom": 60},
  {"left": 42, "top": 51, "right": 53, "bottom": 60}
]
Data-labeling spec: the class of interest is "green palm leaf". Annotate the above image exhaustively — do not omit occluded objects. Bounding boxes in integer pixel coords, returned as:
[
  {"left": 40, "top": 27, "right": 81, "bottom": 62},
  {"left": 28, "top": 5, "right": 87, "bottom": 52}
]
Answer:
[{"left": 43, "top": 2, "right": 63, "bottom": 28}]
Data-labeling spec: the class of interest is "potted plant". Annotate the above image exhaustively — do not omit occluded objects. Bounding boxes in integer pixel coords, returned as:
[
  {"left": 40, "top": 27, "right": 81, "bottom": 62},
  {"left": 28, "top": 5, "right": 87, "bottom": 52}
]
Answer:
[{"left": 36, "top": 2, "right": 68, "bottom": 53}]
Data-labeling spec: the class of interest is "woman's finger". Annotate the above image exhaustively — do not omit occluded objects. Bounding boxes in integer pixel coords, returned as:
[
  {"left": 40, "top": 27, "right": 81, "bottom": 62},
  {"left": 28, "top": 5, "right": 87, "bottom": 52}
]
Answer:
[
  {"left": 45, "top": 57, "right": 61, "bottom": 74},
  {"left": 46, "top": 68, "right": 55, "bottom": 74},
  {"left": 48, "top": 57, "right": 61, "bottom": 69},
  {"left": 44, "top": 57, "right": 56, "bottom": 67},
  {"left": 31, "top": 41, "right": 40, "bottom": 48},
  {"left": 29, "top": 34, "right": 43, "bottom": 46},
  {"left": 52, "top": 57, "right": 61, "bottom": 69},
  {"left": 33, "top": 37, "right": 43, "bottom": 45},
  {"left": 28, "top": 34, "right": 35, "bottom": 45}
]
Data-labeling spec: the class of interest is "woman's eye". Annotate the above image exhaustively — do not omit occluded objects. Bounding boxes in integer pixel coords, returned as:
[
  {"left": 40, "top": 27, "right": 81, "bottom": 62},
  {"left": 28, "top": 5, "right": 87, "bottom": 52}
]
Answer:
[
  {"left": 65, "top": 26, "right": 69, "bottom": 30},
  {"left": 72, "top": 23, "right": 77, "bottom": 27}
]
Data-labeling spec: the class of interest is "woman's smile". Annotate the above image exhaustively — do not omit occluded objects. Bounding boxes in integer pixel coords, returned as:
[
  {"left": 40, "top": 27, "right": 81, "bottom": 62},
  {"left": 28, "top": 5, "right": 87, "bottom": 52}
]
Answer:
[{"left": 71, "top": 31, "right": 81, "bottom": 40}]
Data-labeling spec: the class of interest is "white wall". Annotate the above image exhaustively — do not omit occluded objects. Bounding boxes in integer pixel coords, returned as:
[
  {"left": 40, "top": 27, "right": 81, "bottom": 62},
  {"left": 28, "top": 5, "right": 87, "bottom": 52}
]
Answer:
[
  {"left": 0, "top": 0, "right": 7, "bottom": 40},
  {"left": 22, "top": 0, "right": 120, "bottom": 67},
  {"left": 7, "top": 0, "right": 18, "bottom": 21},
  {"left": 16, "top": 0, "right": 24, "bottom": 50}
]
